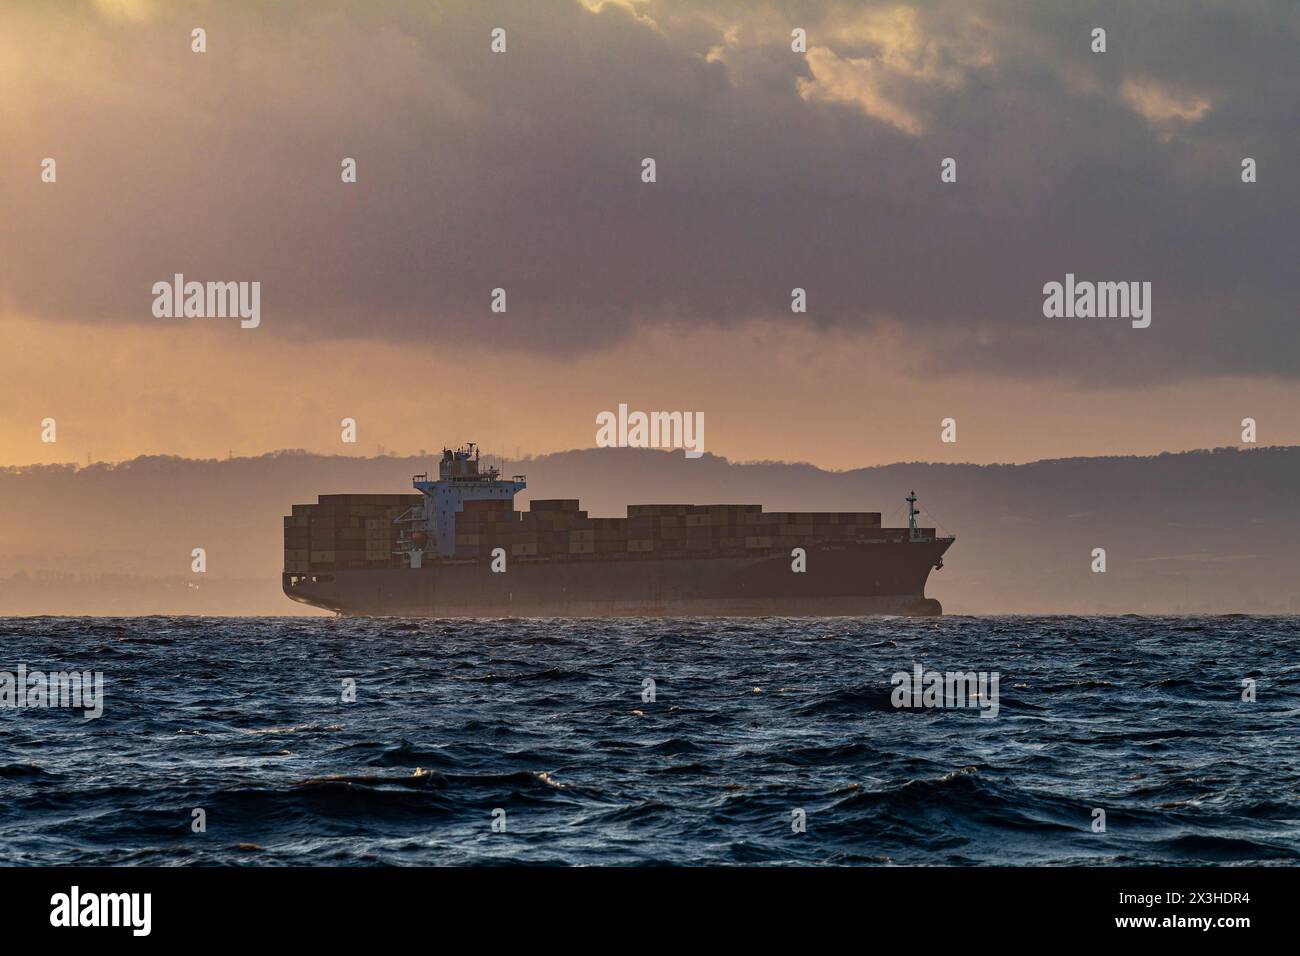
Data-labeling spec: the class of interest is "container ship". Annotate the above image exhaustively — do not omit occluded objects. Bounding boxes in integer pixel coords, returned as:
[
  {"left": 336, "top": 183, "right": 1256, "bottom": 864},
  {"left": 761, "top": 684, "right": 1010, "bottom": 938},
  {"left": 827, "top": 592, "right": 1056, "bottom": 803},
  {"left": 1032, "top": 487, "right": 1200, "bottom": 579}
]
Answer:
[{"left": 282, "top": 445, "right": 954, "bottom": 617}]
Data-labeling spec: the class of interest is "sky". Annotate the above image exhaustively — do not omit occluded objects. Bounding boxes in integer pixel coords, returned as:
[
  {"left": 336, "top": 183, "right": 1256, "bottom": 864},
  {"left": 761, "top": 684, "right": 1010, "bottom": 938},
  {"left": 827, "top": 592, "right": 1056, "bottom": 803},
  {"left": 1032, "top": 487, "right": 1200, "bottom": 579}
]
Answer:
[{"left": 2, "top": 0, "right": 1297, "bottom": 471}]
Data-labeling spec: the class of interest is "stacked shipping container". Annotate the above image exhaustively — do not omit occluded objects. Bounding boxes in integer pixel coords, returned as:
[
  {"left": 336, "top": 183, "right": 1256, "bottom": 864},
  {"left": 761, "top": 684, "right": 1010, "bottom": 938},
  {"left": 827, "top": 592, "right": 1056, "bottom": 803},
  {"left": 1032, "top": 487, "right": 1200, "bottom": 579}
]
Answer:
[
  {"left": 284, "top": 494, "right": 423, "bottom": 572},
  {"left": 288, "top": 495, "right": 939, "bottom": 573},
  {"left": 286, "top": 496, "right": 932, "bottom": 573}
]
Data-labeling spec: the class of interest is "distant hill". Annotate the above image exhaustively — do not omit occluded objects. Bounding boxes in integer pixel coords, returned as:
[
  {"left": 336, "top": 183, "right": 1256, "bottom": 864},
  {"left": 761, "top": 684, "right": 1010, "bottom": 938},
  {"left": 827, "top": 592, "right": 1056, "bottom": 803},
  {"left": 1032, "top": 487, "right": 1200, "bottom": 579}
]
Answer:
[{"left": 2, "top": 446, "right": 1297, "bottom": 615}]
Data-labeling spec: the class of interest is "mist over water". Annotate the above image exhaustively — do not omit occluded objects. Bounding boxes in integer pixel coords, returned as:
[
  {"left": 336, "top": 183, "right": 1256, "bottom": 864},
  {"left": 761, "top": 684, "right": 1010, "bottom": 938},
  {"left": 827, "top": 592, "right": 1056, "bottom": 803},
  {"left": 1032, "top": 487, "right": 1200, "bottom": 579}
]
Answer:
[{"left": 1, "top": 616, "right": 1297, "bottom": 866}]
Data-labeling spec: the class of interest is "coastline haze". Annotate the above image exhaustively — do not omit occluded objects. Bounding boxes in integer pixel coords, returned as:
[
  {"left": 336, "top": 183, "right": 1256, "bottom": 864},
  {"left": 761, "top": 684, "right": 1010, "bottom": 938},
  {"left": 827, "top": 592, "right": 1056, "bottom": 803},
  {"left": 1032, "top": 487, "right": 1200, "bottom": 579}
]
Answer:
[{"left": 2, "top": 445, "right": 1297, "bottom": 616}]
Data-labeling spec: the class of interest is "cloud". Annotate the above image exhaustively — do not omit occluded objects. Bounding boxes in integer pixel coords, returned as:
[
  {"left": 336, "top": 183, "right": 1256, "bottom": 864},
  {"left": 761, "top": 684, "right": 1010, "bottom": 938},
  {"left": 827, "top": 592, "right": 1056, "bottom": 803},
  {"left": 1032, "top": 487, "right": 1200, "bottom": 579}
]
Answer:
[
  {"left": 1120, "top": 77, "right": 1212, "bottom": 134},
  {"left": 1, "top": 0, "right": 1298, "bottom": 387},
  {"left": 90, "top": 0, "right": 155, "bottom": 22},
  {"left": 799, "top": 47, "right": 926, "bottom": 134}
]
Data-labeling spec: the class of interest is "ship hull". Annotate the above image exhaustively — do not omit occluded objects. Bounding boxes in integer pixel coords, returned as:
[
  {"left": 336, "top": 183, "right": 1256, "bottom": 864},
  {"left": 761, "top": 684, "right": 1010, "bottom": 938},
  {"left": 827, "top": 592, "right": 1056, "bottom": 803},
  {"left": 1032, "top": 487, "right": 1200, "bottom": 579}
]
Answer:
[{"left": 283, "top": 539, "right": 952, "bottom": 617}]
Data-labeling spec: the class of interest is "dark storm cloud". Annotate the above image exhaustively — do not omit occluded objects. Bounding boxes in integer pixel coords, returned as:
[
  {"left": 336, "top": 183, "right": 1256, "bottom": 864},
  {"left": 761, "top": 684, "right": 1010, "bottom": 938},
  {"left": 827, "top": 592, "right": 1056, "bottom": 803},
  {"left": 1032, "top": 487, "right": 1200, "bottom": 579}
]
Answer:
[{"left": 2, "top": 0, "right": 1297, "bottom": 384}]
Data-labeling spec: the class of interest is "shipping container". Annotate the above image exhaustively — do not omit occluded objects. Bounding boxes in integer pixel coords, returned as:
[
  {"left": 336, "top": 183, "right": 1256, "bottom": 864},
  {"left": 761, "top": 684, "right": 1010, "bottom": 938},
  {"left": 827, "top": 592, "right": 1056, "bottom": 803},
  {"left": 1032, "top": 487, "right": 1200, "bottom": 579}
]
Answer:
[
  {"left": 530, "top": 499, "right": 580, "bottom": 512},
  {"left": 626, "top": 504, "right": 689, "bottom": 517}
]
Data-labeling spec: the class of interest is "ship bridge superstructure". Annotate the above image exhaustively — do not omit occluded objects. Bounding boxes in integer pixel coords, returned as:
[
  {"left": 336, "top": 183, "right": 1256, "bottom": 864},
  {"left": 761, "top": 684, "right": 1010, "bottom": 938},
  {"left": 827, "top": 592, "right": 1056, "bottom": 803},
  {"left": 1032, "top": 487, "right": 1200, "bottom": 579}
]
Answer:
[{"left": 402, "top": 444, "right": 525, "bottom": 564}]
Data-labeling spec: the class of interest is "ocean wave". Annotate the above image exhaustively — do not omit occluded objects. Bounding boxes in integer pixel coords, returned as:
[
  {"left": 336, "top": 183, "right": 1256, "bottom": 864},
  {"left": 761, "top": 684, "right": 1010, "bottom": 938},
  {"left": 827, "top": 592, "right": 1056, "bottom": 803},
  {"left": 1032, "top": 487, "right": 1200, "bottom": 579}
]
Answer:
[{"left": 1, "top": 615, "right": 1297, "bottom": 865}]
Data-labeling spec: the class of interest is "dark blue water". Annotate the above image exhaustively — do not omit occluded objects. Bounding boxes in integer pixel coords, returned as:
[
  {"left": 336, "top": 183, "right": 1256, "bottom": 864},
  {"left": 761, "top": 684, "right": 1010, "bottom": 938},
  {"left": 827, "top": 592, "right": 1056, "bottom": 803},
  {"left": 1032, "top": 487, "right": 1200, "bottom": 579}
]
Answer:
[{"left": 1, "top": 616, "right": 1297, "bottom": 865}]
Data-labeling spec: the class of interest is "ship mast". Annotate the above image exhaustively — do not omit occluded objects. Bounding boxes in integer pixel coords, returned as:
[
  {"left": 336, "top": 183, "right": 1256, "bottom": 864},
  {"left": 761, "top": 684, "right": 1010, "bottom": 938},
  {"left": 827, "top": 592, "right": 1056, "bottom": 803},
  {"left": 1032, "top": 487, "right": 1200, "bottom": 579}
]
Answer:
[{"left": 907, "top": 490, "right": 921, "bottom": 542}]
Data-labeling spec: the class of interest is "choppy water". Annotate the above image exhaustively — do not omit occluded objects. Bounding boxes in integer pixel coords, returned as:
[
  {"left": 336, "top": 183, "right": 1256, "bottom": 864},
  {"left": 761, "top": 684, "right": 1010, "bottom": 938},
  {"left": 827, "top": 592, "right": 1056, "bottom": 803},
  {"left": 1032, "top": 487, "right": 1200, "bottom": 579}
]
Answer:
[{"left": 1, "top": 616, "right": 1297, "bottom": 866}]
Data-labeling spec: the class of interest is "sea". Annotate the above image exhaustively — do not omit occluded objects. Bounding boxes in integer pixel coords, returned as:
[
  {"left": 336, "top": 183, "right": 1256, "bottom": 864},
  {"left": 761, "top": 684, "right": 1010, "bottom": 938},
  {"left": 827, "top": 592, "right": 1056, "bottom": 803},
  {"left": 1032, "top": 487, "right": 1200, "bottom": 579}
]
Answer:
[{"left": 1, "top": 615, "right": 1297, "bottom": 866}]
